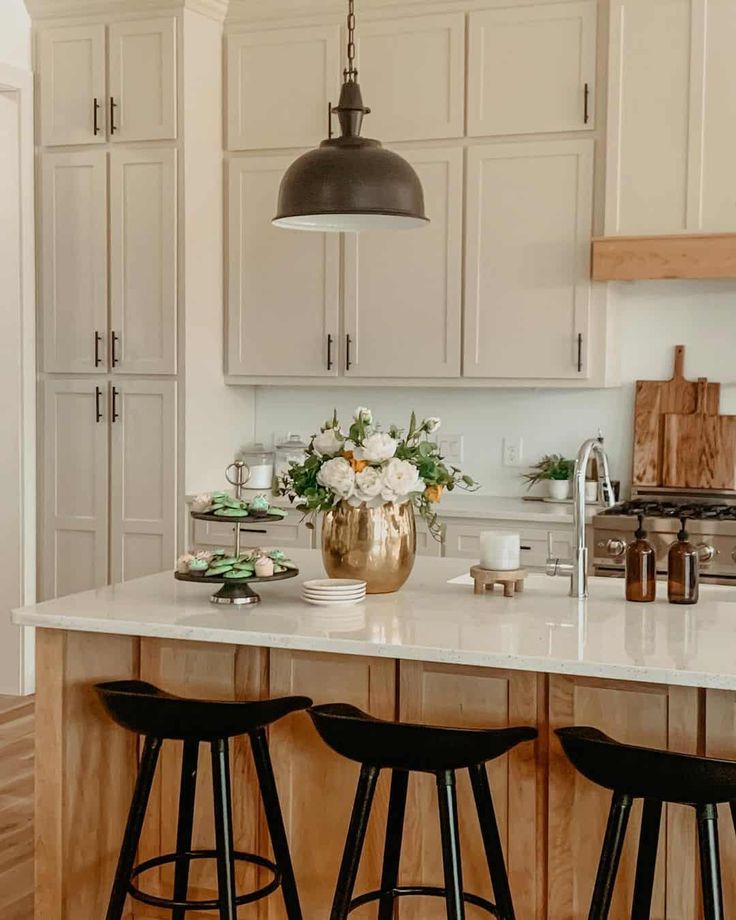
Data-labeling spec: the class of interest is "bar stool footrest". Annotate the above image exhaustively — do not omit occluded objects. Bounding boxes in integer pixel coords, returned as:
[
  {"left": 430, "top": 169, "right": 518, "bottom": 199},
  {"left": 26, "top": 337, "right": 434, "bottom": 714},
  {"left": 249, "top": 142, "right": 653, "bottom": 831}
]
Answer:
[
  {"left": 349, "top": 885, "right": 501, "bottom": 916},
  {"left": 128, "top": 848, "right": 281, "bottom": 910}
]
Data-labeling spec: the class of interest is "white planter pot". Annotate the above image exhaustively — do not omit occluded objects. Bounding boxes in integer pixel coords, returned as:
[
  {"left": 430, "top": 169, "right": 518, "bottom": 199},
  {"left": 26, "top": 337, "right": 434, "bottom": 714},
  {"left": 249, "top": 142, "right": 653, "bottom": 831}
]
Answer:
[{"left": 547, "top": 479, "right": 571, "bottom": 500}]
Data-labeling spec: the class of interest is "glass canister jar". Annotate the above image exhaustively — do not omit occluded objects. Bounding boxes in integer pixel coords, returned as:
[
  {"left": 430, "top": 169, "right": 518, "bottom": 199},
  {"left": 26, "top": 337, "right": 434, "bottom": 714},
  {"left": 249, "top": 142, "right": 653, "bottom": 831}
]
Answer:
[
  {"left": 237, "top": 443, "right": 275, "bottom": 491},
  {"left": 274, "top": 433, "right": 309, "bottom": 489}
]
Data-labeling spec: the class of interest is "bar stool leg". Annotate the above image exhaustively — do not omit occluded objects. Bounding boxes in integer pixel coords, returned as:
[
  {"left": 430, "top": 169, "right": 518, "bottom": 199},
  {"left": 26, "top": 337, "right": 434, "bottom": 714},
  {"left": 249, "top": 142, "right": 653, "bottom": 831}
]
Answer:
[
  {"left": 172, "top": 740, "right": 199, "bottom": 920},
  {"left": 697, "top": 803, "right": 724, "bottom": 920},
  {"left": 436, "top": 770, "right": 466, "bottom": 920},
  {"left": 588, "top": 792, "right": 633, "bottom": 920},
  {"left": 378, "top": 769, "right": 409, "bottom": 920},
  {"left": 250, "top": 728, "right": 303, "bottom": 920},
  {"left": 105, "top": 736, "right": 162, "bottom": 920},
  {"left": 630, "top": 799, "right": 661, "bottom": 920},
  {"left": 211, "top": 738, "right": 237, "bottom": 920},
  {"left": 469, "top": 763, "right": 515, "bottom": 920},
  {"left": 330, "top": 764, "right": 380, "bottom": 920}
]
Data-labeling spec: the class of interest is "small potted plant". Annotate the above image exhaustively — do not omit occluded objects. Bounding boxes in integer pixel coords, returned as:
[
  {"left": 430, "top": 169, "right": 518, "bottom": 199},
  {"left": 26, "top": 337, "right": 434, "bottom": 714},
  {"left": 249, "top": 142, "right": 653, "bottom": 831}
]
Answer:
[{"left": 523, "top": 454, "right": 574, "bottom": 500}]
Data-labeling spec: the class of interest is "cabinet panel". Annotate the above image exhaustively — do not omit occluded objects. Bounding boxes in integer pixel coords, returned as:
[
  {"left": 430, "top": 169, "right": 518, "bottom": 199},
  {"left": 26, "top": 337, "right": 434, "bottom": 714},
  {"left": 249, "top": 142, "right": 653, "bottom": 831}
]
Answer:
[
  {"left": 399, "top": 661, "right": 543, "bottom": 920},
  {"left": 226, "top": 26, "right": 340, "bottom": 150},
  {"left": 548, "top": 676, "right": 699, "bottom": 920},
  {"left": 190, "top": 513, "right": 313, "bottom": 551},
  {"left": 110, "top": 380, "right": 177, "bottom": 584},
  {"left": 443, "top": 520, "right": 572, "bottom": 569},
  {"left": 41, "top": 151, "right": 107, "bottom": 374},
  {"left": 468, "top": 1, "right": 596, "bottom": 137},
  {"left": 344, "top": 147, "right": 462, "bottom": 378},
  {"left": 463, "top": 140, "right": 593, "bottom": 379},
  {"left": 40, "top": 379, "right": 108, "bottom": 600},
  {"left": 109, "top": 147, "right": 177, "bottom": 375},
  {"left": 268, "top": 649, "right": 395, "bottom": 920},
  {"left": 354, "top": 13, "right": 465, "bottom": 141},
  {"left": 227, "top": 156, "right": 339, "bottom": 377},
  {"left": 605, "top": 0, "right": 692, "bottom": 234},
  {"left": 704, "top": 690, "right": 736, "bottom": 917},
  {"left": 38, "top": 25, "right": 105, "bottom": 146},
  {"left": 108, "top": 17, "right": 177, "bottom": 142}
]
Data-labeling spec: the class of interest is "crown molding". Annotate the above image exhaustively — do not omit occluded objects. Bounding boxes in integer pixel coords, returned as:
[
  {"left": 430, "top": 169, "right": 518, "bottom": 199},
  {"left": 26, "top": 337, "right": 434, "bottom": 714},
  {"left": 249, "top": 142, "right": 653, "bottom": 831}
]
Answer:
[{"left": 25, "top": 0, "right": 228, "bottom": 23}]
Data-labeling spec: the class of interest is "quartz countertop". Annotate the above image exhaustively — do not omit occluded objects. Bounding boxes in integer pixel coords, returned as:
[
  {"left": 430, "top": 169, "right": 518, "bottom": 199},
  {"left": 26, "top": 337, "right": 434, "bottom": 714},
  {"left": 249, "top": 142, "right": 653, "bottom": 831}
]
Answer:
[{"left": 14, "top": 550, "right": 736, "bottom": 692}]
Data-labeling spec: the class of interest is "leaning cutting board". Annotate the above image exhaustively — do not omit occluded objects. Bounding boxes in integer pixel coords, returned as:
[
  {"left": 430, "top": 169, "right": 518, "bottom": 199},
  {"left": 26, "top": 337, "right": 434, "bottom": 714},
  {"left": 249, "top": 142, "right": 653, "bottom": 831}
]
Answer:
[
  {"left": 662, "top": 379, "right": 736, "bottom": 489},
  {"left": 632, "top": 345, "right": 720, "bottom": 485}
]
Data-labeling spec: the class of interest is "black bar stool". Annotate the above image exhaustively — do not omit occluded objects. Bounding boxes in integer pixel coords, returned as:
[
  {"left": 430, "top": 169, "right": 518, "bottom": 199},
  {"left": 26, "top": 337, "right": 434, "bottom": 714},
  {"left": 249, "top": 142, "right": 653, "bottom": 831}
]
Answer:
[
  {"left": 309, "top": 702, "right": 537, "bottom": 920},
  {"left": 96, "top": 680, "right": 311, "bottom": 920},
  {"left": 557, "top": 726, "right": 736, "bottom": 920}
]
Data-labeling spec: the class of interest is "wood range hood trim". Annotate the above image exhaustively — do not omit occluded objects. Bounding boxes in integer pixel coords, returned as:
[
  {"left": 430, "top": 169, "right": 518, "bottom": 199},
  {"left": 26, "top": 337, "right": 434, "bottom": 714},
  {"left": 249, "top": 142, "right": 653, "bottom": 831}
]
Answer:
[{"left": 591, "top": 232, "right": 736, "bottom": 281}]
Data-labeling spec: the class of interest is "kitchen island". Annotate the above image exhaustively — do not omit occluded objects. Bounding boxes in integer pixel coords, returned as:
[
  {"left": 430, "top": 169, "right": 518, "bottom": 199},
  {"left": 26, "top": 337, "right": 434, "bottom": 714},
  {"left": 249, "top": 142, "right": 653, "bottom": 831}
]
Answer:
[{"left": 15, "top": 549, "right": 736, "bottom": 920}]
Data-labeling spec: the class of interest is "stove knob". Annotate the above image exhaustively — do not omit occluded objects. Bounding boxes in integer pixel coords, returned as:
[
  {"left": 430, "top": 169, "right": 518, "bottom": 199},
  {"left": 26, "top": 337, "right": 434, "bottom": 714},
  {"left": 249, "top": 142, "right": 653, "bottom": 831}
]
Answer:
[
  {"left": 696, "top": 543, "right": 716, "bottom": 564},
  {"left": 605, "top": 538, "right": 627, "bottom": 558}
]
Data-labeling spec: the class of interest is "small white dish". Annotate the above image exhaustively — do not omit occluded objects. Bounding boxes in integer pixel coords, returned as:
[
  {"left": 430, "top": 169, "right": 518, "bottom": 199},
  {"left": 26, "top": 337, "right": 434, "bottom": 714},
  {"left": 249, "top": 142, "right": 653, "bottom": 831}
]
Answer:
[
  {"left": 303, "top": 590, "right": 365, "bottom": 600},
  {"left": 302, "top": 596, "right": 365, "bottom": 607},
  {"left": 303, "top": 578, "right": 366, "bottom": 589}
]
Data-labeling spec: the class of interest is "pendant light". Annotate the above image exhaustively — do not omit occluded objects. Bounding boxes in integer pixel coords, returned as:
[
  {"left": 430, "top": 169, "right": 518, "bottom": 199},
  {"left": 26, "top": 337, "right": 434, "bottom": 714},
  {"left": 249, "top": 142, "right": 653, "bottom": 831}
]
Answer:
[{"left": 273, "top": 0, "right": 428, "bottom": 232}]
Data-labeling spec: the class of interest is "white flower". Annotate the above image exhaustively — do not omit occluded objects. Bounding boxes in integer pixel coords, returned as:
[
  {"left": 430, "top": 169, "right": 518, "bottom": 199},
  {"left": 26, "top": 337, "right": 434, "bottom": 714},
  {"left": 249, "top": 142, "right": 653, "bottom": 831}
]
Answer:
[
  {"left": 354, "top": 406, "right": 373, "bottom": 425},
  {"left": 381, "top": 458, "right": 423, "bottom": 503},
  {"left": 425, "top": 417, "right": 441, "bottom": 434},
  {"left": 356, "top": 431, "right": 397, "bottom": 463},
  {"left": 191, "top": 493, "right": 212, "bottom": 513},
  {"left": 317, "top": 457, "right": 355, "bottom": 499},
  {"left": 176, "top": 553, "right": 195, "bottom": 573},
  {"left": 312, "top": 428, "right": 344, "bottom": 456},
  {"left": 348, "top": 466, "right": 385, "bottom": 508}
]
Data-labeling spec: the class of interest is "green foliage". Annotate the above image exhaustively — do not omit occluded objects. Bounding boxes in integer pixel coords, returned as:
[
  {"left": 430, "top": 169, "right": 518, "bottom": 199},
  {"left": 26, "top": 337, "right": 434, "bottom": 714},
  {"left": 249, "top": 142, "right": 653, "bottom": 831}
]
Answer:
[{"left": 523, "top": 454, "right": 574, "bottom": 487}]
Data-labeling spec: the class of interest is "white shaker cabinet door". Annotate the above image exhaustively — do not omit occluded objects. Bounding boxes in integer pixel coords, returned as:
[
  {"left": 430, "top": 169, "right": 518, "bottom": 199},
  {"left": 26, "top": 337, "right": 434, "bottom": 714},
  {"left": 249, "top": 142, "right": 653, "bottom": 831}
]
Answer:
[
  {"left": 40, "top": 379, "right": 109, "bottom": 600},
  {"left": 226, "top": 26, "right": 340, "bottom": 150},
  {"left": 227, "top": 156, "right": 340, "bottom": 377},
  {"left": 468, "top": 1, "right": 596, "bottom": 137},
  {"left": 343, "top": 147, "right": 462, "bottom": 378},
  {"left": 109, "top": 148, "right": 177, "bottom": 375},
  {"left": 38, "top": 25, "right": 106, "bottom": 146},
  {"left": 110, "top": 379, "right": 177, "bottom": 583},
  {"left": 40, "top": 151, "right": 108, "bottom": 374},
  {"left": 353, "top": 13, "right": 465, "bottom": 141},
  {"left": 463, "top": 140, "right": 593, "bottom": 380},
  {"left": 108, "top": 18, "right": 177, "bottom": 142}
]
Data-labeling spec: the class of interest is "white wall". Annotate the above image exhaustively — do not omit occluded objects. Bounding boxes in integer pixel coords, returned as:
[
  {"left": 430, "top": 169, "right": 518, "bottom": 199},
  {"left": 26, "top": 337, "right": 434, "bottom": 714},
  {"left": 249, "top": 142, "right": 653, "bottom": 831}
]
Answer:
[
  {"left": 252, "top": 280, "right": 736, "bottom": 497},
  {"left": 0, "top": 0, "right": 30, "bottom": 71}
]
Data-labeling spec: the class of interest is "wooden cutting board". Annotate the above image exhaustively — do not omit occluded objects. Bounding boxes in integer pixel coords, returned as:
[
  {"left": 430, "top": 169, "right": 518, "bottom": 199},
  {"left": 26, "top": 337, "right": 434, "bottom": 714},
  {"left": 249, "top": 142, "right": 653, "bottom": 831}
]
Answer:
[
  {"left": 662, "top": 379, "right": 736, "bottom": 489},
  {"left": 632, "top": 345, "right": 720, "bottom": 485}
]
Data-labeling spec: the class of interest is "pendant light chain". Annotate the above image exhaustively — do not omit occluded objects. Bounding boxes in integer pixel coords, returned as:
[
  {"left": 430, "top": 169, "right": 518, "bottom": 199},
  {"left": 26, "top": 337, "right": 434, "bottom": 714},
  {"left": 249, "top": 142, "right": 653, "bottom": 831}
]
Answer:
[{"left": 345, "top": 0, "right": 358, "bottom": 82}]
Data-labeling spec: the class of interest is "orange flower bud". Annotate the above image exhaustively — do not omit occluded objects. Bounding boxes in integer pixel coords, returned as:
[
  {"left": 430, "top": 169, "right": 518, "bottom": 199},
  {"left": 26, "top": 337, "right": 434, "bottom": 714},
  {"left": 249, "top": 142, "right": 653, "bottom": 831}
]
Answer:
[
  {"left": 351, "top": 459, "right": 369, "bottom": 473},
  {"left": 341, "top": 449, "right": 354, "bottom": 461},
  {"left": 425, "top": 484, "right": 444, "bottom": 503}
]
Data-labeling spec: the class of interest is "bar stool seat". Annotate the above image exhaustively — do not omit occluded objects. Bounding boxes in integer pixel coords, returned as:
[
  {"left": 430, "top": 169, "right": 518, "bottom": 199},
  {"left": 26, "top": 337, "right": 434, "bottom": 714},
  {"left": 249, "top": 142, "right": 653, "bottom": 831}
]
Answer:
[
  {"left": 97, "top": 680, "right": 311, "bottom": 920},
  {"left": 309, "top": 702, "right": 537, "bottom": 920}
]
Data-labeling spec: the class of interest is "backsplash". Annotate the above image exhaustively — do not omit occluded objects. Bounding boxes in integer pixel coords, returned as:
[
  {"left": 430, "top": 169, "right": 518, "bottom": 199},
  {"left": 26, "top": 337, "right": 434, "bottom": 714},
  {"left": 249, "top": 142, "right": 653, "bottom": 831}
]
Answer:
[{"left": 252, "top": 279, "right": 736, "bottom": 498}]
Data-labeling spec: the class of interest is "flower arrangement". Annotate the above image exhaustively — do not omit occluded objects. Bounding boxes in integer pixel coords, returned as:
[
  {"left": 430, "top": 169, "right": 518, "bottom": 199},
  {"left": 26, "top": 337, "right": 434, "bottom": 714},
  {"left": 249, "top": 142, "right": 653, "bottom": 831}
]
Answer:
[{"left": 279, "top": 408, "right": 478, "bottom": 537}]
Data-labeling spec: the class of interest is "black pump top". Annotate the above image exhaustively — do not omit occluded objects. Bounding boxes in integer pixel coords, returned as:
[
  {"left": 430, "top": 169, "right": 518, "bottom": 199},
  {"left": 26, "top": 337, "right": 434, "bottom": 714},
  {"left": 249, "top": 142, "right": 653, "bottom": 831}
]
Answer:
[
  {"left": 635, "top": 513, "right": 647, "bottom": 541},
  {"left": 678, "top": 516, "right": 690, "bottom": 542}
]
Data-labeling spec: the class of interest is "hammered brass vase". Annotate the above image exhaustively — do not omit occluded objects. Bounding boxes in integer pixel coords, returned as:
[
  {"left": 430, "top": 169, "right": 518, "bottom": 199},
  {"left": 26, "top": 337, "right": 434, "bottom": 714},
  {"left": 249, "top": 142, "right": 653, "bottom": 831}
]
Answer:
[{"left": 321, "top": 501, "right": 416, "bottom": 594}]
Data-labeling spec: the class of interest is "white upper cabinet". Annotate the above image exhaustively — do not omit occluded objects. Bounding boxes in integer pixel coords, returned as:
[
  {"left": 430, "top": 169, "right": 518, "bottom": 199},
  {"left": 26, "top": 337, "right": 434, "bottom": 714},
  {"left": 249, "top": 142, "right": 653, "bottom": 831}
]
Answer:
[
  {"left": 226, "top": 25, "right": 340, "bottom": 150},
  {"left": 468, "top": 1, "right": 596, "bottom": 137},
  {"left": 109, "top": 148, "right": 177, "bottom": 375},
  {"left": 343, "top": 147, "right": 463, "bottom": 378},
  {"left": 227, "top": 155, "right": 340, "bottom": 377},
  {"left": 353, "top": 13, "right": 465, "bottom": 141},
  {"left": 463, "top": 140, "right": 593, "bottom": 379},
  {"left": 108, "top": 18, "right": 177, "bottom": 142},
  {"left": 40, "top": 151, "right": 107, "bottom": 374},
  {"left": 38, "top": 25, "right": 106, "bottom": 146}
]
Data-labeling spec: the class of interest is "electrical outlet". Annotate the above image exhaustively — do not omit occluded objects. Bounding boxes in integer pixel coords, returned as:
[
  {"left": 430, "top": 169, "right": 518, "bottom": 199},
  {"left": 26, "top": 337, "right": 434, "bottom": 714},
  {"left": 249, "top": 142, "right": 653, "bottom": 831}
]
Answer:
[
  {"left": 438, "top": 434, "right": 464, "bottom": 464},
  {"left": 503, "top": 437, "right": 523, "bottom": 467}
]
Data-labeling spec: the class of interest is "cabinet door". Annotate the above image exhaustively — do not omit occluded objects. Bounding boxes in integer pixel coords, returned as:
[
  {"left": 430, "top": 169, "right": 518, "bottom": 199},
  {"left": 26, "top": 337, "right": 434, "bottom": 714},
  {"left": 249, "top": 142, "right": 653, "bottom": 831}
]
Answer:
[
  {"left": 108, "top": 18, "right": 177, "bottom": 142},
  {"left": 343, "top": 147, "right": 462, "bottom": 378},
  {"left": 110, "top": 148, "right": 177, "bottom": 375},
  {"left": 38, "top": 25, "right": 105, "bottom": 146},
  {"left": 40, "top": 379, "right": 108, "bottom": 600},
  {"left": 40, "top": 151, "right": 108, "bottom": 374},
  {"left": 463, "top": 140, "right": 593, "bottom": 380},
  {"left": 227, "top": 156, "right": 339, "bottom": 377},
  {"left": 353, "top": 13, "right": 465, "bottom": 141},
  {"left": 190, "top": 513, "right": 314, "bottom": 552},
  {"left": 443, "top": 520, "right": 573, "bottom": 569},
  {"left": 110, "top": 379, "right": 177, "bottom": 583},
  {"left": 226, "top": 26, "right": 340, "bottom": 150},
  {"left": 468, "top": 2, "right": 596, "bottom": 137}
]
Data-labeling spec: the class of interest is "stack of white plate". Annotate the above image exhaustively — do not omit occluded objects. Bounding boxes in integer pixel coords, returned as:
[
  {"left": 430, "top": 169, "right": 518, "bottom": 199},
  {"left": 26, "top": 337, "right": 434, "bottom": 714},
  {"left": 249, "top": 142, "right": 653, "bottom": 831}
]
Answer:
[{"left": 302, "top": 578, "right": 367, "bottom": 607}]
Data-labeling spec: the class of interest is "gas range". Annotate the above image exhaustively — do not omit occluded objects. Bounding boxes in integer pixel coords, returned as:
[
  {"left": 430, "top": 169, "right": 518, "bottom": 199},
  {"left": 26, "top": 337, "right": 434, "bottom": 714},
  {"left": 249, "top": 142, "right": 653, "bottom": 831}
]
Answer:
[{"left": 593, "top": 488, "right": 736, "bottom": 583}]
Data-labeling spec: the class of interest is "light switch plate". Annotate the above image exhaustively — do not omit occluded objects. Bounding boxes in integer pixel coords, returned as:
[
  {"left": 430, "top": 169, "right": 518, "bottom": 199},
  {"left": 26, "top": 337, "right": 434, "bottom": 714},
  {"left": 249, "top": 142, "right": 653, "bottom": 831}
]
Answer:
[
  {"left": 503, "top": 437, "right": 523, "bottom": 467},
  {"left": 439, "top": 434, "right": 464, "bottom": 464}
]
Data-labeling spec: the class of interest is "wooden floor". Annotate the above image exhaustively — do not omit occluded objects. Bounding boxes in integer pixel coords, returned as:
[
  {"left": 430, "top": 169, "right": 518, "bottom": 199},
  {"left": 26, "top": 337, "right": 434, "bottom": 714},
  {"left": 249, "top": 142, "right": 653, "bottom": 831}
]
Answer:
[{"left": 0, "top": 694, "right": 34, "bottom": 920}]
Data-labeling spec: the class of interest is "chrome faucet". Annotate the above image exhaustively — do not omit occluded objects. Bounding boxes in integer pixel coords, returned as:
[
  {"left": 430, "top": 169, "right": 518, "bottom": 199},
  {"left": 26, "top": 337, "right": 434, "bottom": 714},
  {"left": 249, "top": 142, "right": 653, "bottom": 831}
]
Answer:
[{"left": 546, "top": 436, "right": 616, "bottom": 598}]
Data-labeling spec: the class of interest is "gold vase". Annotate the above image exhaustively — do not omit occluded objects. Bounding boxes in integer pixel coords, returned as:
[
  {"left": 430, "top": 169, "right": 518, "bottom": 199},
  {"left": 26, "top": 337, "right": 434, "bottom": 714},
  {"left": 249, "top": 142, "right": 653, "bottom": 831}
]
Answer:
[{"left": 321, "top": 501, "right": 416, "bottom": 594}]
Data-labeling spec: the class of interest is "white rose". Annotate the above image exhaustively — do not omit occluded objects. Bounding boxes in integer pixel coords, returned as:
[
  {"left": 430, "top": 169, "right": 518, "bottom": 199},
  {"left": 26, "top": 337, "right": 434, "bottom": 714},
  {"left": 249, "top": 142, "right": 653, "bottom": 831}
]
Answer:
[
  {"left": 381, "top": 458, "right": 423, "bottom": 503},
  {"left": 348, "top": 466, "right": 385, "bottom": 508},
  {"left": 356, "top": 431, "right": 397, "bottom": 463},
  {"left": 312, "top": 428, "right": 344, "bottom": 456},
  {"left": 191, "top": 493, "right": 212, "bottom": 513},
  {"left": 425, "top": 417, "right": 441, "bottom": 434},
  {"left": 317, "top": 457, "right": 355, "bottom": 499},
  {"left": 354, "top": 406, "right": 373, "bottom": 425}
]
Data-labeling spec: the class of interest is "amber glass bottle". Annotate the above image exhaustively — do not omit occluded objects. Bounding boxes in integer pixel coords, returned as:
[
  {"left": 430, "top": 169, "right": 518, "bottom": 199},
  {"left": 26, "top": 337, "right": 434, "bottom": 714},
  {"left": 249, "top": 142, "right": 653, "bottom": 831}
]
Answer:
[
  {"left": 668, "top": 517, "right": 699, "bottom": 605},
  {"left": 625, "top": 514, "right": 656, "bottom": 602}
]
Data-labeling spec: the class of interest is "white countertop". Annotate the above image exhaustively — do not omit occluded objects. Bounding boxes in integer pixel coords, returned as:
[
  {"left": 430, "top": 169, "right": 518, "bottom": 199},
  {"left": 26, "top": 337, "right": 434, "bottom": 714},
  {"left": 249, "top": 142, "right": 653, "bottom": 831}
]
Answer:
[{"left": 14, "top": 550, "right": 736, "bottom": 692}]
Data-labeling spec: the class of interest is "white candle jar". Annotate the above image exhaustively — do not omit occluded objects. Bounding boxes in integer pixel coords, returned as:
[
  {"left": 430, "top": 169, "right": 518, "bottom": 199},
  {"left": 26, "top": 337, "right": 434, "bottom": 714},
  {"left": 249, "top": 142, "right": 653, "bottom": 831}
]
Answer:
[
  {"left": 238, "top": 444, "right": 275, "bottom": 491},
  {"left": 479, "top": 531, "right": 521, "bottom": 571}
]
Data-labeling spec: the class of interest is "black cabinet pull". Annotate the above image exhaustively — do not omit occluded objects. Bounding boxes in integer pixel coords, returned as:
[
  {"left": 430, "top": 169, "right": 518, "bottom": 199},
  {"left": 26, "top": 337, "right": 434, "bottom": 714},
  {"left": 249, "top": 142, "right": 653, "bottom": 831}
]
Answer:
[
  {"left": 327, "top": 101, "right": 333, "bottom": 138},
  {"left": 111, "top": 386, "right": 120, "bottom": 423},
  {"left": 327, "top": 333, "right": 333, "bottom": 371},
  {"left": 239, "top": 528, "right": 268, "bottom": 535},
  {"left": 583, "top": 82, "right": 590, "bottom": 124},
  {"left": 95, "top": 386, "right": 103, "bottom": 423},
  {"left": 111, "top": 330, "right": 120, "bottom": 367},
  {"left": 577, "top": 332, "right": 583, "bottom": 373},
  {"left": 521, "top": 545, "right": 532, "bottom": 551},
  {"left": 346, "top": 334, "right": 352, "bottom": 371},
  {"left": 94, "top": 330, "right": 103, "bottom": 367},
  {"left": 93, "top": 97, "right": 101, "bottom": 135},
  {"left": 110, "top": 96, "right": 117, "bottom": 134}
]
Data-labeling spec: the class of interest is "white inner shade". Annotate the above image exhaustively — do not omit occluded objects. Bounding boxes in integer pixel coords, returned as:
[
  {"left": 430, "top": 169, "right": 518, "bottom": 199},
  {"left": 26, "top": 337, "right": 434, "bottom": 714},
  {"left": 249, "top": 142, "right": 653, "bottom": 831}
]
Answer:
[{"left": 272, "top": 213, "right": 429, "bottom": 232}]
